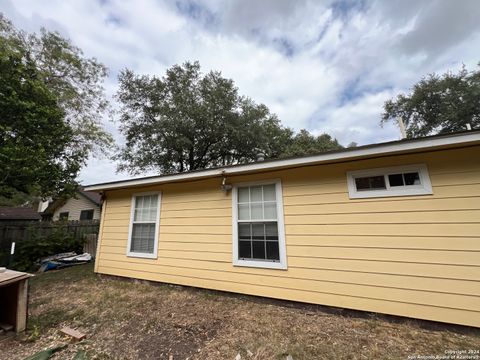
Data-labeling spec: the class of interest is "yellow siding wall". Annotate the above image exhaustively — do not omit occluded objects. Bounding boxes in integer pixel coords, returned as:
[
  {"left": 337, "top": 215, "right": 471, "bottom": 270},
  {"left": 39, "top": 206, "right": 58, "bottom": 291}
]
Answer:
[{"left": 95, "top": 145, "right": 480, "bottom": 327}]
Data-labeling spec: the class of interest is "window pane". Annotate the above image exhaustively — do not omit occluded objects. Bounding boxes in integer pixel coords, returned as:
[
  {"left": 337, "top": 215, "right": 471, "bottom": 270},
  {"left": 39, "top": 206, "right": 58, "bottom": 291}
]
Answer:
[
  {"left": 388, "top": 173, "right": 404, "bottom": 187},
  {"left": 135, "top": 208, "right": 157, "bottom": 222},
  {"left": 238, "top": 187, "right": 249, "bottom": 203},
  {"left": 250, "top": 186, "right": 263, "bottom": 202},
  {"left": 149, "top": 208, "right": 157, "bottom": 221},
  {"left": 238, "top": 204, "right": 250, "bottom": 220},
  {"left": 134, "top": 208, "right": 142, "bottom": 221},
  {"left": 130, "top": 223, "right": 155, "bottom": 254},
  {"left": 80, "top": 210, "right": 94, "bottom": 220},
  {"left": 266, "top": 241, "right": 279, "bottom": 260},
  {"left": 134, "top": 195, "right": 158, "bottom": 221},
  {"left": 251, "top": 203, "right": 263, "bottom": 220},
  {"left": 355, "top": 176, "right": 386, "bottom": 191},
  {"left": 252, "top": 223, "right": 265, "bottom": 241},
  {"left": 238, "top": 222, "right": 280, "bottom": 262},
  {"left": 59, "top": 212, "right": 69, "bottom": 220},
  {"left": 264, "top": 202, "right": 277, "bottom": 219},
  {"left": 263, "top": 184, "right": 276, "bottom": 201},
  {"left": 252, "top": 241, "right": 266, "bottom": 259},
  {"left": 238, "top": 223, "right": 251, "bottom": 240},
  {"left": 144, "top": 195, "right": 151, "bottom": 208},
  {"left": 404, "top": 172, "right": 421, "bottom": 185},
  {"left": 239, "top": 241, "right": 251, "bottom": 259},
  {"left": 265, "top": 222, "right": 278, "bottom": 240}
]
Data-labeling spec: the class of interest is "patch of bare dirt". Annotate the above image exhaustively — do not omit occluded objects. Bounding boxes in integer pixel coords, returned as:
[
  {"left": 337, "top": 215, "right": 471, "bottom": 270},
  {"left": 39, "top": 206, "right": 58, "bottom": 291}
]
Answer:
[{"left": 2, "top": 264, "right": 479, "bottom": 360}]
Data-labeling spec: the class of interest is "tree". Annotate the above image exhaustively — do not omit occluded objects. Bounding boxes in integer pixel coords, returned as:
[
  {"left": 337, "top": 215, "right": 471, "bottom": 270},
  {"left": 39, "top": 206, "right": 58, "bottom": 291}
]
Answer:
[
  {"left": 116, "top": 61, "right": 293, "bottom": 174},
  {"left": 0, "top": 15, "right": 112, "bottom": 158},
  {"left": 382, "top": 65, "right": 480, "bottom": 138},
  {"left": 0, "top": 41, "right": 80, "bottom": 205},
  {"left": 279, "top": 129, "right": 342, "bottom": 158},
  {"left": 0, "top": 16, "right": 112, "bottom": 204}
]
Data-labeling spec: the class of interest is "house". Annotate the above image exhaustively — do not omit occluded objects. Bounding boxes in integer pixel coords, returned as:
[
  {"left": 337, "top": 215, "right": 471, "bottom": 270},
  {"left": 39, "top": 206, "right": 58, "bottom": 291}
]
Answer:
[
  {"left": 42, "top": 188, "right": 102, "bottom": 221},
  {"left": 0, "top": 207, "right": 41, "bottom": 225},
  {"left": 85, "top": 130, "right": 480, "bottom": 328}
]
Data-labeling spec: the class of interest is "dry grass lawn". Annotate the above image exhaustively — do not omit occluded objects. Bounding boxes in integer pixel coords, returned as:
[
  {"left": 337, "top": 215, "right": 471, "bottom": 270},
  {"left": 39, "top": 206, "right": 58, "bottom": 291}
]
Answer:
[{"left": 1, "top": 264, "right": 479, "bottom": 360}]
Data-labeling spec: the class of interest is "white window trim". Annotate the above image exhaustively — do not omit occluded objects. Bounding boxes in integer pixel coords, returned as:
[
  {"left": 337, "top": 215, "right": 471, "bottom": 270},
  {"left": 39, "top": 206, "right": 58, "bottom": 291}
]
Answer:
[
  {"left": 232, "top": 179, "right": 287, "bottom": 270},
  {"left": 347, "top": 164, "right": 433, "bottom": 199},
  {"left": 126, "top": 191, "right": 161, "bottom": 259}
]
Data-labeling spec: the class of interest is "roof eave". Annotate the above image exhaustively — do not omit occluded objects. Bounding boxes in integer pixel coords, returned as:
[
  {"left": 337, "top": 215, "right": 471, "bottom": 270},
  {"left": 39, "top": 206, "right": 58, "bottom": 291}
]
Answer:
[{"left": 84, "top": 131, "right": 480, "bottom": 192}]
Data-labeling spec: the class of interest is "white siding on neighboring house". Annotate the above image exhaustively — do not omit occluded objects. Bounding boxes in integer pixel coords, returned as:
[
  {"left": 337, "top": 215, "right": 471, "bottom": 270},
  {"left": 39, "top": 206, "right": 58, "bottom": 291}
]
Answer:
[
  {"left": 53, "top": 195, "right": 100, "bottom": 221},
  {"left": 37, "top": 200, "right": 50, "bottom": 213}
]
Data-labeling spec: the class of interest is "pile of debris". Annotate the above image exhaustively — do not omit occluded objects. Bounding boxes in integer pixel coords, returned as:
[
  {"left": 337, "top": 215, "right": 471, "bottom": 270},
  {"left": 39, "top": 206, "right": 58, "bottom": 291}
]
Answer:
[{"left": 37, "top": 252, "right": 92, "bottom": 273}]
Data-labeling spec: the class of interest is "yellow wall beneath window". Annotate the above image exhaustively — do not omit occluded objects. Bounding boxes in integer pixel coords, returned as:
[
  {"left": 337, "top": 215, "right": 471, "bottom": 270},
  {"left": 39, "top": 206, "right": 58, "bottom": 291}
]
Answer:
[{"left": 95, "top": 145, "right": 480, "bottom": 327}]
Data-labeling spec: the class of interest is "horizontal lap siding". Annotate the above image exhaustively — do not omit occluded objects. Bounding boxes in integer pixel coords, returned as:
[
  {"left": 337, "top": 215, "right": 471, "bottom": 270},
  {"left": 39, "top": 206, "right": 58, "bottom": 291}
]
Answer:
[
  {"left": 53, "top": 195, "right": 101, "bottom": 221},
  {"left": 96, "top": 146, "right": 480, "bottom": 327}
]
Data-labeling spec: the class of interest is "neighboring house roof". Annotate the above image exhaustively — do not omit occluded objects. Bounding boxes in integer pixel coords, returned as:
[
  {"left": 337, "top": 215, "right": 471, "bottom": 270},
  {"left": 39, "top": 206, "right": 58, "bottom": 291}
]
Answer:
[
  {"left": 78, "top": 189, "right": 102, "bottom": 206},
  {"left": 42, "top": 188, "right": 102, "bottom": 216},
  {"left": 85, "top": 130, "right": 480, "bottom": 191},
  {"left": 0, "top": 207, "right": 41, "bottom": 220}
]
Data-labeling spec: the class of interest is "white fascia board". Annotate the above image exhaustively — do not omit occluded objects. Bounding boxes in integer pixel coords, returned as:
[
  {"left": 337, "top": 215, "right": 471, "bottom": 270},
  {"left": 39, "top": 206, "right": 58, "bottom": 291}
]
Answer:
[{"left": 84, "top": 132, "right": 480, "bottom": 191}]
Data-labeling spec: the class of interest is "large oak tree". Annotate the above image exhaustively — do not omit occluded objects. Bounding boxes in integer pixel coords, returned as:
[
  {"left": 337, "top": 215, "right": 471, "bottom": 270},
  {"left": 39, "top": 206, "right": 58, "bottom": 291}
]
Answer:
[
  {"left": 116, "top": 61, "right": 342, "bottom": 174},
  {"left": 382, "top": 64, "right": 480, "bottom": 137},
  {"left": 116, "top": 61, "right": 293, "bottom": 174}
]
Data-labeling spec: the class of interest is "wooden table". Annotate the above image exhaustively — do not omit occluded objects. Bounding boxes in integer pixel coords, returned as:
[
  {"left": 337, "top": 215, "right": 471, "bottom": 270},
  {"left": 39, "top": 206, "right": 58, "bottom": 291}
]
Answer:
[{"left": 0, "top": 269, "right": 32, "bottom": 332}]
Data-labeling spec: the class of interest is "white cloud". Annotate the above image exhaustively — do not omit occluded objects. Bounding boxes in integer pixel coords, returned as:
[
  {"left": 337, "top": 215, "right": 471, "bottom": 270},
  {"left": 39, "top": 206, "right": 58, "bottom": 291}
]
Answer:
[
  {"left": 315, "top": 90, "right": 401, "bottom": 145},
  {"left": 1, "top": 0, "right": 479, "bottom": 184}
]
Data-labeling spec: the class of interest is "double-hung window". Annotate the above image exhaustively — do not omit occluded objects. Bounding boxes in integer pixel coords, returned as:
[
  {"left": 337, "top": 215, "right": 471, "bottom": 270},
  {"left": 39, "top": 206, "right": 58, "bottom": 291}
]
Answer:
[
  {"left": 232, "top": 180, "right": 287, "bottom": 269},
  {"left": 347, "top": 164, "right": 433, "bottom": 199},
  {"left": 127, "top": 192, "right": 161, "bottom": 259}
]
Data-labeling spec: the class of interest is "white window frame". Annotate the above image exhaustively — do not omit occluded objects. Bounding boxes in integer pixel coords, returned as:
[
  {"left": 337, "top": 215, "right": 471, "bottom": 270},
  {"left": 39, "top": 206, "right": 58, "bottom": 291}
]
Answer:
[
  {"left": 126, "top": 191, "right": 161, "bottom": 259},
  {"left": 347, "top": 164, "right": 433, "bottom": 199},
  {"left": 232, "top": 179, "right": 287, "bottom": 270}
]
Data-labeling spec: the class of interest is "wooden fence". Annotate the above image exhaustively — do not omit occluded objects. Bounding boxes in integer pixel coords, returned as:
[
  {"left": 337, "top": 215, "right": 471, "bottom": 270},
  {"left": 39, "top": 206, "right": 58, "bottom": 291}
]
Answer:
[{"left": 0, "top": 220, "right": 99, "bottom": 267}]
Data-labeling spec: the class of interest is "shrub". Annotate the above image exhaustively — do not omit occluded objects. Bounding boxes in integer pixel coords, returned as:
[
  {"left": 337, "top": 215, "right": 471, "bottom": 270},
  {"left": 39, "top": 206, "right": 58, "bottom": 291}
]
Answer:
[{"left": 11, "top": 223, "right": 86, "bottom": 271}]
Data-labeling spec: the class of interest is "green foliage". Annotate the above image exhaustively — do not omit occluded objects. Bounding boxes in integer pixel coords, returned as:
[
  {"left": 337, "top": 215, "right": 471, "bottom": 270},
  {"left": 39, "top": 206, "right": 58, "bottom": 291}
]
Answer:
[
  {"left": 116, "top": 61, "right": 340, "bottom": 174},
  {"left": 0, "top": 15, "right": 112, "bottom": 204},
  {"left": 116, "top": 61, "right": 293, "bottom": 173},
  {"left": 11, "top": 224, "right": 85, "bottom": 271},
  {"left": 0, "top": 40, "right": 80, "bottom": 204},
  {"left": 280, "top": 129, "right": 343, "bottom": 158},
  {"left": 382, "top": 64, "right": 480, "bottom": 137},
  {"left": 0, "top": 15, "right": 112, "bottom": 156}
]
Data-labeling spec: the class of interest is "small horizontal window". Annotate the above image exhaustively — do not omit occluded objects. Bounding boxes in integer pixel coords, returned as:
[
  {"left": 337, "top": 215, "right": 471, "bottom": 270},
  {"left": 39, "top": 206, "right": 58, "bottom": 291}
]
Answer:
[{"left": 347, "top": 164, "right": 432, "bottom": 199}]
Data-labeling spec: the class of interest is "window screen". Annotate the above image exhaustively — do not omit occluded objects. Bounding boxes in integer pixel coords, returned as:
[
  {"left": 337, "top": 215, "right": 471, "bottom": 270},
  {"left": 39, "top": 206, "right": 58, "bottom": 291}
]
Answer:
[
  {"left": 237, "top": 184, "right": 280, "bottom": 261},
  {"left": 130, "top": 194, "right": 158, "bottom": 254}
]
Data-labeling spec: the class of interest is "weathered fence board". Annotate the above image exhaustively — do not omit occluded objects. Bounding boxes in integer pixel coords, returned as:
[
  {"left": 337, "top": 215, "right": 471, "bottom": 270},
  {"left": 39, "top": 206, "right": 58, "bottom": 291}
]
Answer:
[{"left": 83, "top": 234, "right": 98, "bottom": 258}]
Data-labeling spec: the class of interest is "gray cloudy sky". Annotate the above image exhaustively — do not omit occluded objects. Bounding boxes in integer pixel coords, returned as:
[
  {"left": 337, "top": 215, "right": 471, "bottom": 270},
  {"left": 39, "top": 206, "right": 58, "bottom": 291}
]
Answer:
[{"left": 1, "top": 0, "right": 480, "bottom": 185}]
